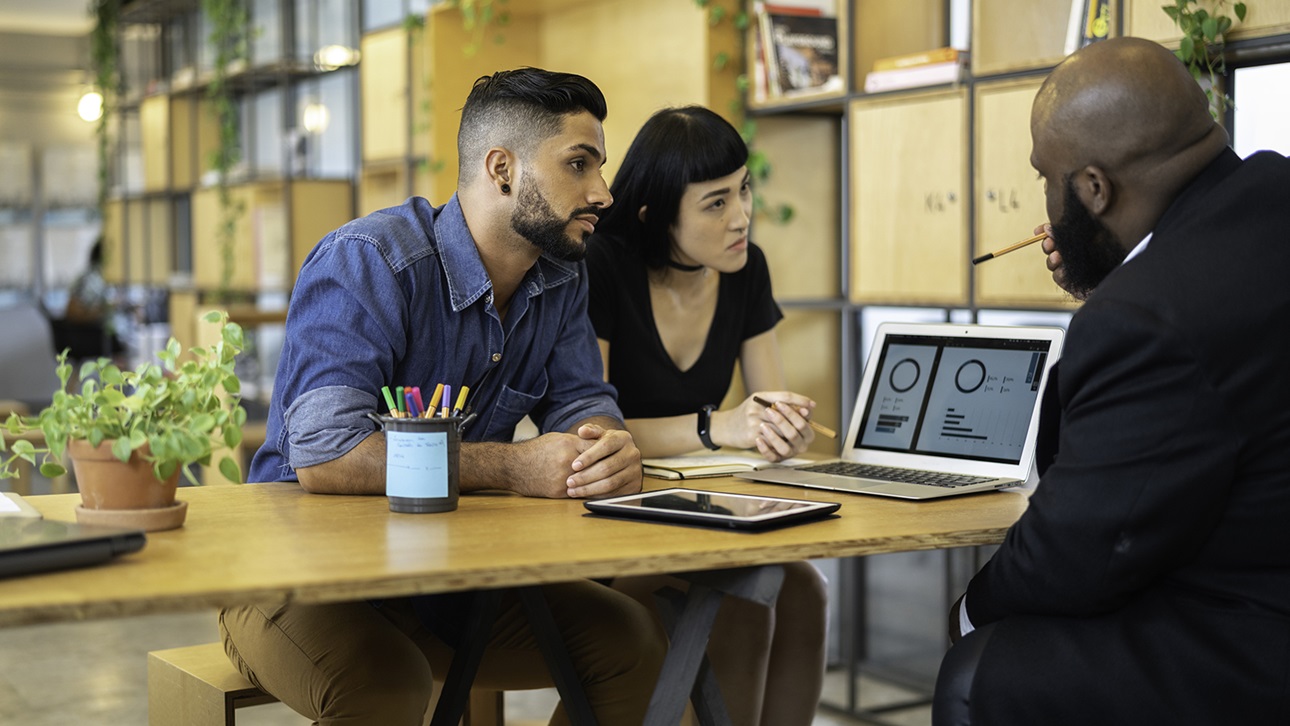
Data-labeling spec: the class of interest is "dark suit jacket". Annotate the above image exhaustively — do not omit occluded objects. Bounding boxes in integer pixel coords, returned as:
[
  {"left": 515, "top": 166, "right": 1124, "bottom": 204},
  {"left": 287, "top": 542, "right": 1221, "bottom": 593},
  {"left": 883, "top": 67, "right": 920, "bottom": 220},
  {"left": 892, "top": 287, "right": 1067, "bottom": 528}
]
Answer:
[{"left": 963, "top": 149, "right": 1290, "bottom": 724}]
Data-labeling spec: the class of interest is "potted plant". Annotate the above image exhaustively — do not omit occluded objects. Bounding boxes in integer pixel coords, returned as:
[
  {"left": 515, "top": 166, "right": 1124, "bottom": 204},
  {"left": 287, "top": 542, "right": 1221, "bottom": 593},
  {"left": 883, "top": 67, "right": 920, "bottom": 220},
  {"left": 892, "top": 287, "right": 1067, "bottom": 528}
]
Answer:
[{"left": 0, "top": 311, "right": 247, "bottom": 531}]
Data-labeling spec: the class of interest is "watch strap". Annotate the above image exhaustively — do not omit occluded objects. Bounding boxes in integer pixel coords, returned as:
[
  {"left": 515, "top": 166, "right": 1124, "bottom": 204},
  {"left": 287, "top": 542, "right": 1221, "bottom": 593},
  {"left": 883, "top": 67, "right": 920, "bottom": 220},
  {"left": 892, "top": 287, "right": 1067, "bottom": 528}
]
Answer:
[{"left": 697, "top": 404, "right": 719, "bottom": 450}]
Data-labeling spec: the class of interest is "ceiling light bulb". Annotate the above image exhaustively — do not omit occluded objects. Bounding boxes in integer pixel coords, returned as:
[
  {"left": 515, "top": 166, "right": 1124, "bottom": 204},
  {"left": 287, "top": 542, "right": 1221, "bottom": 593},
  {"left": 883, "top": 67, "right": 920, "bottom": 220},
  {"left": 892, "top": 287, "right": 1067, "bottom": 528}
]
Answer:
[
  {"left": 302, "top": 103, "right": 330, "bottom": 134},
  {"left": 77, "top": 91, "right": 103, "bottom": 122}
]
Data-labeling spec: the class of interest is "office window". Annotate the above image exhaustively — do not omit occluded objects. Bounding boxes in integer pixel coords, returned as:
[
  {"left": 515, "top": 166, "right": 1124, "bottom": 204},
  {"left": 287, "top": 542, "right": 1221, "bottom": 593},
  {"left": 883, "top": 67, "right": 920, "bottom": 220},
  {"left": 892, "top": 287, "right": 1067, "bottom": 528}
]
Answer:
[
  {"left": 250, "top": 0, "right": 284, "bottom": 66},
  {"left": 975, "top": 309, "right": 1072, "bottom": 330},
  {"left": 1233, "top": 62, "right": 1290, "bottom": 158},
  {"left": 294, "top": 70, "right": 356, "bottom": 178},
  {"left": 297, "top": 0, "right": 359, "bottom": 65},
  {"left": 363, "top": 0, "right": 432, "bottom": 32},
  {"left": 248, "top": 88, "right": 285, "bottom": 177},
  {"left": 0, "top": 217, "right": 33, "bottom": 289},
  {"left": 166, "top": 16, "right": 195, "bottom": 84}
]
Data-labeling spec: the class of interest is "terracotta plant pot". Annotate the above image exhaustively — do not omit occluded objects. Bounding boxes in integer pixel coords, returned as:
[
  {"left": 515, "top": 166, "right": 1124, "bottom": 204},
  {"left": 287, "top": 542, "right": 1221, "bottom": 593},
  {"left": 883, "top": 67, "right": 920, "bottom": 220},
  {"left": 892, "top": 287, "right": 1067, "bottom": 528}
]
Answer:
[{"left": 66, "top": 439, "right": 187, "bottom": 531}]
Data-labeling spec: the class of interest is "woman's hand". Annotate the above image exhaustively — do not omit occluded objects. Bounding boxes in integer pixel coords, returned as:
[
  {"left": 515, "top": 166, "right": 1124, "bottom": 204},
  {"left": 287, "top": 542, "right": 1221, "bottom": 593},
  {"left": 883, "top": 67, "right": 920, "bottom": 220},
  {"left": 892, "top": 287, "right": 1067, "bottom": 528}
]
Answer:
[{"left": 714, "top": 392, "right": 816, "bottom": 462}]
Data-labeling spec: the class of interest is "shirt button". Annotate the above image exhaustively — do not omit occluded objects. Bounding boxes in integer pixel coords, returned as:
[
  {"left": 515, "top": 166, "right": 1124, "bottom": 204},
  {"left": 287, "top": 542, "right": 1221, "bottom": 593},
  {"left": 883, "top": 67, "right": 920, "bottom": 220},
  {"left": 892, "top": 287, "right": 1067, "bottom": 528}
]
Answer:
[{"left": 491, "top": 353, "right": 502, "bottom": 362}]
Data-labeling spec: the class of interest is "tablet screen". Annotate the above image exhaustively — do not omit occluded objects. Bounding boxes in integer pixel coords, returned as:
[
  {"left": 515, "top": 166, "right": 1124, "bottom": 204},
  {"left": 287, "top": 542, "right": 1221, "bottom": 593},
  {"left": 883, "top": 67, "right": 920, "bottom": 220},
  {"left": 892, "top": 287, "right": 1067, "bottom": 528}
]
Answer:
[{"left": 584, "top": 488, "right": 840, "bottom": 530}]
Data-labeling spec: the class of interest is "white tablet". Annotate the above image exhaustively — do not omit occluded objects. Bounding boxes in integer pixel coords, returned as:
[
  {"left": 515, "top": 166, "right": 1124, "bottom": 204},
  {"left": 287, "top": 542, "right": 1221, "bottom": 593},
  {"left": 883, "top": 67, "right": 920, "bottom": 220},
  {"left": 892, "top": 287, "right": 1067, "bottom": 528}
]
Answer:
[{"left": 584, "top": 488, "right": 840, "bottom": 531}]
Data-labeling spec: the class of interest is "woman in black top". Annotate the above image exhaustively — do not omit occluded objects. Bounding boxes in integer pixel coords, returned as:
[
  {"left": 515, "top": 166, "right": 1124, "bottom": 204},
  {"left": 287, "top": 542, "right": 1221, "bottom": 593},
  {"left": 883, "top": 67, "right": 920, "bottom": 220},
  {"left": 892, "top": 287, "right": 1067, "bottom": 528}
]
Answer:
[{"left": 587, "top": 106, "right": 827, "bottom": 725}]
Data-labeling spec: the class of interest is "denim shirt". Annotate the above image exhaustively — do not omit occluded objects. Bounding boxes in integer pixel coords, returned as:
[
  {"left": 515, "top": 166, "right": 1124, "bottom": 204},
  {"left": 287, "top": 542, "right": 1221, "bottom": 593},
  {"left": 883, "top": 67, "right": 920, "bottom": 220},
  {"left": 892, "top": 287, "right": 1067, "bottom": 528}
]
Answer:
[{"left": 248, "top": 194, "right": 622, "bottom": 483}]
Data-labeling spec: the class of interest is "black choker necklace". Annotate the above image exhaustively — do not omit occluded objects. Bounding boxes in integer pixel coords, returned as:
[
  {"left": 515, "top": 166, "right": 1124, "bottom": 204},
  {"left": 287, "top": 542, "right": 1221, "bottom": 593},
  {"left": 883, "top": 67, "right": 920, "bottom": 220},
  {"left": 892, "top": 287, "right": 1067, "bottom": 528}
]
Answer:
[{"left": 666, "top": 259, "right": 705, "bottom": 272}]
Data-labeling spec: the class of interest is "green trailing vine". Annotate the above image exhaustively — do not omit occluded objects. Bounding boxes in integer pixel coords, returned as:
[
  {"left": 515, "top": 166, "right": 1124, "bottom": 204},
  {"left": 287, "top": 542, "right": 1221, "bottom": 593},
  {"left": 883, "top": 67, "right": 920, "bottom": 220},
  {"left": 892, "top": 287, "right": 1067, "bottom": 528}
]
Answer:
[
  {"left": 89, "top": 0, "right": 119, "bottom": 214},
  {"left": 202, "top": 0, "right": 249, "bottom": 300},
  {"left": 693, "top": 0, "right": 793, "bottom": 224},
  {"left": 449, "top": 0, "right": 511, "bottom": 57},
  {"left": 402, "top": 14, "right": 445, "bottom": 176},
  {"left": 1164, "top": 0, "right": 1247, "bottom": 119}
]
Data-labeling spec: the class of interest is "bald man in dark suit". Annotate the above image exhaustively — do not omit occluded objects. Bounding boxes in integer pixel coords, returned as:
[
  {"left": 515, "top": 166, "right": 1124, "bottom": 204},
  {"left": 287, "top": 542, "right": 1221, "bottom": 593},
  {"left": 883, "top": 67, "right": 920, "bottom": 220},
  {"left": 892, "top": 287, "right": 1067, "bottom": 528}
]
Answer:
[{"left": 934, "top": 37, "right": 1290, "bottom": 725}]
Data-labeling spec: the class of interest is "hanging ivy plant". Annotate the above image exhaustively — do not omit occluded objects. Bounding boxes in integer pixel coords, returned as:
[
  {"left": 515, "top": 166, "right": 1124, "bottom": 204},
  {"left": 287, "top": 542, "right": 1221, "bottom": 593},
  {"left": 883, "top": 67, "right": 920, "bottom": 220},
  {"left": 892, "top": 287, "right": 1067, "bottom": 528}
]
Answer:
[
  {"left": 402, "top": 13, "right": 445, "bottom": 176},
  {"left": 449, "top": 0, "right": 511, "bottom": 57},
  {"left": 1164, "top": 0, "right": 1247, "bottom": 119},
  {"left": 90, "top": 0, "right": 119, "bottom": 214},
  {"left": 202, "top": 0, "right": 249, "bottom": 300},
  {"left": 693, "top": 0, "right": 793, "bottom": 224}
]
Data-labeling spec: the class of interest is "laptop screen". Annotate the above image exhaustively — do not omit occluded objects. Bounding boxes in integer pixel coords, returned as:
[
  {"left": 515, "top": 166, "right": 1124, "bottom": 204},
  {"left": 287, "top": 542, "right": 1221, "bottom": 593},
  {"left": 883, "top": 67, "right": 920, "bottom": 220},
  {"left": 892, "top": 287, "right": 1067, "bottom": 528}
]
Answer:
[{"left": 853, "top": 333, "right": 1051, "bottom": 465}]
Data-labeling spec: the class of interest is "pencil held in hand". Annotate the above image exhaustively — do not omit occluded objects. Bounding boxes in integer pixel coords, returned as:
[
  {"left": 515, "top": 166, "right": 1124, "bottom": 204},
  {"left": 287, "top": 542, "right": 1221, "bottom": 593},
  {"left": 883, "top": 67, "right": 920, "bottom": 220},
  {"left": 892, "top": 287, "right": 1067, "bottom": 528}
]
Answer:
[
  {"left": 752, "top": 396, "right": 838, "bottom": 439},
  {"left": 972, "top": 232, "right": 1048, "bottom": 265}
]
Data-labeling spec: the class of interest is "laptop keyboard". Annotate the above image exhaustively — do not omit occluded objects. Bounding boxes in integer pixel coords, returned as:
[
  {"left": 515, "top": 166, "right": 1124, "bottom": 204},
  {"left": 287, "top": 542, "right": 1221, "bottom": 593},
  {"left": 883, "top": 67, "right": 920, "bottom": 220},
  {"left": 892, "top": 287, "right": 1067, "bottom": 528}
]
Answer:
[{"left": 800, "top": 462, "right": 995, "bottom": 488}]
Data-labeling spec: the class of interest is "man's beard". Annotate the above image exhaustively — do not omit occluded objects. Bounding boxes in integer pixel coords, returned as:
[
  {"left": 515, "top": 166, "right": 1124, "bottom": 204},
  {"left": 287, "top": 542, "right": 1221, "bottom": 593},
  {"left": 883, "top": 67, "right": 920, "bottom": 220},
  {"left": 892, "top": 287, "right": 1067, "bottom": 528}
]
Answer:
[
  {"left": 1050, "top": 176, "right": 1128, "bottom": 299},
  {"left": 510, "top": 178, "right": 596, "bottom": 262}
]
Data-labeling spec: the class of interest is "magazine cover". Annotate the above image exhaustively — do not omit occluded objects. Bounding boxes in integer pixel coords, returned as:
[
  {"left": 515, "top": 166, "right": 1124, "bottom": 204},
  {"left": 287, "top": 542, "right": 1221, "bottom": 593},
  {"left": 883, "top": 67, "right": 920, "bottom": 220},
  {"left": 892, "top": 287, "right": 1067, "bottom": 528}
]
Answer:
[{"left": 767, "top": 13, "right": 841, "bottom": 96}]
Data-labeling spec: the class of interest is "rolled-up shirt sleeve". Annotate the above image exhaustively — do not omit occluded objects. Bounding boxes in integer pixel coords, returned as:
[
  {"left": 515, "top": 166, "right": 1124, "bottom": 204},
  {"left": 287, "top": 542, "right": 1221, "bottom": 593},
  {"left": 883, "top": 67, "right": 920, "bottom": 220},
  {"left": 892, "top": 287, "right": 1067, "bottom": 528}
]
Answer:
[{"left": 283, "top": 385, "right": 380, "bottom": 470}]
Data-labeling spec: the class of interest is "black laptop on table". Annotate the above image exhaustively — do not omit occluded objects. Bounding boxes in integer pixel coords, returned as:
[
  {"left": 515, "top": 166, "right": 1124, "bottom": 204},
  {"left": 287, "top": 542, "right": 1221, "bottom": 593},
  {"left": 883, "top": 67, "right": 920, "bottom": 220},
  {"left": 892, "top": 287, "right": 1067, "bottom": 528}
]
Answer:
[
  {"left": 0, "top": 497, "right": 146, "bottom": 579},
  {"left": 742, "top": 322, "right": 1064, "bottom": 500}
]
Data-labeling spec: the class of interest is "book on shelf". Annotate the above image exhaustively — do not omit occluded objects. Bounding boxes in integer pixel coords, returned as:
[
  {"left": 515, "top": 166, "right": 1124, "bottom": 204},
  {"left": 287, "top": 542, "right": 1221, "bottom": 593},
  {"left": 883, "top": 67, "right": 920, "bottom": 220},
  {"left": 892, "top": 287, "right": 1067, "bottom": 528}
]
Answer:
[
  {"left": 642, "top": 453, "right": 809, "bottom": 480},
  {"left": 863, "top": 59, "right": 964, "bottom": 93},
  {"left": 872, "top": 47, "right": 962, "bottom": 72},
  {"left": 759, "top": 9, "right": 843, "bottom": 99},
  {"left": 1065, "top": 0, "right": 1111, "bottom": 55}
]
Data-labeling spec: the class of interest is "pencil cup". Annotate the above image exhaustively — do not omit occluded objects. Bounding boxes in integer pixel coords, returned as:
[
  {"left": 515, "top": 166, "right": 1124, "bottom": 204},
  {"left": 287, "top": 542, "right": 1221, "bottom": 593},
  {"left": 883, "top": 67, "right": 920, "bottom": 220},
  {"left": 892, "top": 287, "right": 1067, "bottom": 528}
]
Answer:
[{"left": 373, "top": 415, "right": 460, "bottom": 514}]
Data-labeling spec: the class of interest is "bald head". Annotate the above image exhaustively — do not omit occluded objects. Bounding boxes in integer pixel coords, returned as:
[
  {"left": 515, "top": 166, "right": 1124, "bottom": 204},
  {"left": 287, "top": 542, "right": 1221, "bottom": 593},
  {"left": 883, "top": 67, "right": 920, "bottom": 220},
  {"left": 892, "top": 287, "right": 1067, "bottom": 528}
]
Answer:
[
  {"left": 1033, "top": 37, "right": 1224, "bottom": 180},
  {"left": 1029, "top": 37, "right": 1230, "bottom": 258}
]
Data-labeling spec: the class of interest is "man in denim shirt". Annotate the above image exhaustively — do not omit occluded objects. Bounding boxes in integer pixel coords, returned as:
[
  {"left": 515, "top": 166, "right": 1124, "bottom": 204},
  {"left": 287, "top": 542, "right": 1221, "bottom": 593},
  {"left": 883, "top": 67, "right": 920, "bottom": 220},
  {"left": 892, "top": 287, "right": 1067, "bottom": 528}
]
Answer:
[{"left": 220, "top": 69, "right": 665, "bottom": 725}]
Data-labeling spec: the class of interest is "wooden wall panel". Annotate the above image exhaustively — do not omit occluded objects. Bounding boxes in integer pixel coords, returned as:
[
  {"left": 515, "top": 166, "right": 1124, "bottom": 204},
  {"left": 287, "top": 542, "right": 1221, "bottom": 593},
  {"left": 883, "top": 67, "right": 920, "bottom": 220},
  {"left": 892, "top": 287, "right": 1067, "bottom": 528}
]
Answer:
[
  {"left": 973, "top": 0, "right": 1087, "bottom": 75},
  {"left": 1125, "top": 0, "right": 1290, "bottom": 43},
  {"left": 850, "top": 89, "right": 967, "bottom": 305},
  {"left": 752, "top": 114, "right": 841, "bottom": 300},
  {"left": 974, "top": 78, "right": 1075, "bottom": 309}
]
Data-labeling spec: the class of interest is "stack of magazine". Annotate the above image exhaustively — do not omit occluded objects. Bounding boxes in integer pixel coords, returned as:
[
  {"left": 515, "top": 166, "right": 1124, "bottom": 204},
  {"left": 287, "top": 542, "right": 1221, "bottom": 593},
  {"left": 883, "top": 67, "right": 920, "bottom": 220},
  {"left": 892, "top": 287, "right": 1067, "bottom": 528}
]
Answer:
[
  {"left": 751, "top": 2, "right": 843, "bottom": 103},
  {"left": 863, "top": 47, "right": 966, "bottom": 94}
]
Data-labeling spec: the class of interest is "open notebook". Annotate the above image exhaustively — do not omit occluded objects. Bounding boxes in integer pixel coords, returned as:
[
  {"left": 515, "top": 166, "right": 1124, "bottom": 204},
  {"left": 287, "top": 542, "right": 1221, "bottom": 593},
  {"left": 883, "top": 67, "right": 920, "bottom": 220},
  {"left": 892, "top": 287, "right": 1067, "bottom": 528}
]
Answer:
[{"left": 742, "top": 322, "right": 1063, "bottom": 500}]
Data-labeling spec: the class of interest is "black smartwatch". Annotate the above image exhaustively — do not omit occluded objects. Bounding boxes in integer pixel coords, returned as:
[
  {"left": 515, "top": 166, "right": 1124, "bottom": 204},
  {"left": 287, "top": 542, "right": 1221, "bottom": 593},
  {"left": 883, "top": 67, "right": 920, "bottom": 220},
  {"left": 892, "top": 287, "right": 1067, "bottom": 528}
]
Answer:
[{"left": 697, "top": 404, "right": 719, "bottom": 450}]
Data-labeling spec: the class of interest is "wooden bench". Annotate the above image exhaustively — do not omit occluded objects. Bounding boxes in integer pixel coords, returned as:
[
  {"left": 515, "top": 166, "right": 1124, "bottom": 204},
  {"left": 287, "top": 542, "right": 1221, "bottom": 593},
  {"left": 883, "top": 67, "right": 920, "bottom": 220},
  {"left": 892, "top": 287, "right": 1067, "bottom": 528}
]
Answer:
[{"left": 147, "top": 641, "right": 504, "bottom": 726}]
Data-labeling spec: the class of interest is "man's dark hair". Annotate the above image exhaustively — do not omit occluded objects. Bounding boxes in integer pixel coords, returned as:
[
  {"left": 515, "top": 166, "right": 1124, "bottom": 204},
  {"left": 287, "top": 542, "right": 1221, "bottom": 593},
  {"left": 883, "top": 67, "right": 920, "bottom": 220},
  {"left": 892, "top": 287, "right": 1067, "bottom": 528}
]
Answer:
[
  {"left": 596, "top": 106, "right": 748, "bottom": 269},
  {"left": 457, "top": 68, "right": 607, "bottom": 182}
]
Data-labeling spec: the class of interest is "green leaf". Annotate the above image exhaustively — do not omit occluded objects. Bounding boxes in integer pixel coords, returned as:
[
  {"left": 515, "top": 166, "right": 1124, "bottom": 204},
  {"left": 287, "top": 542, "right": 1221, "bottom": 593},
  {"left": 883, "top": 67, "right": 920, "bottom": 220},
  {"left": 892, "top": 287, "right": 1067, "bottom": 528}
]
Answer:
[
  {"left": 223, "top": 374, "right": 241, "bottom": 394},
  {"left": 89, "top": 427, "right": 105, "bottom": 448},
  {"left": 1179, "top": 34, "right": 1195, "bottom": 60},
  {"left": 11, "top": 440, "right": 34, "bottom": 457},
  {"left": 1201, "top": 16, "right": 1218, "bottom": 41},
  {"left": 219, "top": 456, "right": 242, "bottom": 484},
  {"left": 1163, "top": 6, "right": 1180, "bottom": 21},
  {"left": 158, "top": 459, "right": 179, "bottom": 480},
  {"left": 111, "top": 436, "right": 132, "bottom": 463},
  {"left": 39, "top": 463, "right": 66, "bottom": 478},
  {"left": 224, "top": 425, "right": 243, "bottom": 449},
  {"left": 1235, "top": 3, "right": 1247, "bottom": 22}
]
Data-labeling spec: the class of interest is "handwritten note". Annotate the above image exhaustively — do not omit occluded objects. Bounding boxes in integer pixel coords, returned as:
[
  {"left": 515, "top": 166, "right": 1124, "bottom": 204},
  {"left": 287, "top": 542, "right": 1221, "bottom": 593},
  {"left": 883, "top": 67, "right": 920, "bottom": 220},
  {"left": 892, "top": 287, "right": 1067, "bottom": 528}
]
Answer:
[{"left": 386, "top": 431, "right": 450, "bottom": 499}]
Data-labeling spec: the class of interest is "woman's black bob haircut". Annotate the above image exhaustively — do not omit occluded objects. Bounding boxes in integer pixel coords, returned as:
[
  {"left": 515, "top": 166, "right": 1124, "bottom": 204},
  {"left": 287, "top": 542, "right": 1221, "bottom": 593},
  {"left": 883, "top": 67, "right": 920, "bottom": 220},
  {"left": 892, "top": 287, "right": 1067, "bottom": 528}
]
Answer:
[{"left": 597, "top": 106, "right": 748, "bottom": 269}]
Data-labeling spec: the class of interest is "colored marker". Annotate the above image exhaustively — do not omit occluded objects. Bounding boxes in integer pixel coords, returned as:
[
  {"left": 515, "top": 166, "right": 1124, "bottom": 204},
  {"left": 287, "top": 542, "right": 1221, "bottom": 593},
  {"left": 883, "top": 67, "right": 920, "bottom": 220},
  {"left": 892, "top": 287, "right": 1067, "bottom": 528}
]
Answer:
[
  {"left": 395, "top": 386, "right": 406, "bottom": 415},
  {"left": 452, "top": 386, "right": 470, "bottom": 417},
  {"left": 404, "top": 390, "right": 418, "bottom": 418},
  {"left": 440, "top": 384, "right": 451, "bottom": 418},
  {"left": 381, "top": 386, "right": 398, "bottom": 416},
  {"left": 426, "top": 383, "right": 445, "bottom": 418},
  {"left": 411, "top": 386, "right": 425, "bottom": 416}
]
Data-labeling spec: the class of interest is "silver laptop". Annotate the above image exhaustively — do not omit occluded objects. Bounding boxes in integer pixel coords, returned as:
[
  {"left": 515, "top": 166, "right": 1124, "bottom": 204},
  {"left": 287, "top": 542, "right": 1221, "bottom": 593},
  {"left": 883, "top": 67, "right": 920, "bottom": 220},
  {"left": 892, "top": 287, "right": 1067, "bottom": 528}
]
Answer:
[{"left": 742, "top": 323, "right": 1064, "bottom": 500}]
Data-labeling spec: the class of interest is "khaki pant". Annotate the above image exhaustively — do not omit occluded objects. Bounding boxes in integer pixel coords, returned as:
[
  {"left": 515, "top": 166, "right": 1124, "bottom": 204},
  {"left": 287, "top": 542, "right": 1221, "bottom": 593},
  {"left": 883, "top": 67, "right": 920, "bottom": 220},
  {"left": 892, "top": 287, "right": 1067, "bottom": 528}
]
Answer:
[{"left": 219, "top": 581, "right": 666, "bottom": 726}]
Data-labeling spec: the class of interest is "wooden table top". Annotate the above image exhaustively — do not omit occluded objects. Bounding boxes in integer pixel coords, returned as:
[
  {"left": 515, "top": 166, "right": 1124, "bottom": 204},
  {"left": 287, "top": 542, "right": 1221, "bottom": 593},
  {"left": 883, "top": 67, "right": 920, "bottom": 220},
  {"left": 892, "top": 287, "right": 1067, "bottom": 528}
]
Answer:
[{"left": 0, "top": 479, "right": 1028, "bottom": 628}]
